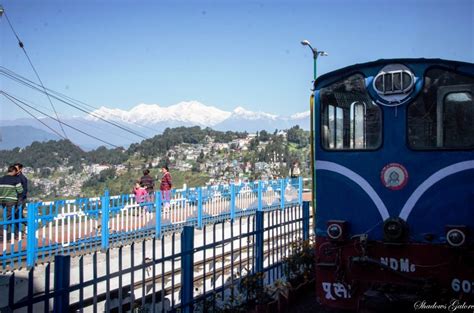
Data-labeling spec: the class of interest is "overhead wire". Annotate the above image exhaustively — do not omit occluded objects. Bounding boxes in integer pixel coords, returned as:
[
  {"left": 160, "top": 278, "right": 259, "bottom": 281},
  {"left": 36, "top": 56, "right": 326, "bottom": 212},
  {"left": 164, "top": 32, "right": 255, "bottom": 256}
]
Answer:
[
  {"left": 1, "top": 91, "right": 142, "bottom": 144},
  {"left": 2, "top": 91, "right": 120, "bottom": 148},
  {"left": 0, "top": 66, "right": 160, "bottom": 135},
  {"left": 2, "top": 10, "right": 69, "bottom": 139},
  {"left": 0, "top": 67, "right": 154, "bottom": 139},
  {"left": 2, "top": 95, "right": 68, "bottom": 140},
  {"left": 0, "top": 68, "right": 149, "bottom": 139},
  {"left": 1, "top": 91, "right": 120, "bottom": 148}
]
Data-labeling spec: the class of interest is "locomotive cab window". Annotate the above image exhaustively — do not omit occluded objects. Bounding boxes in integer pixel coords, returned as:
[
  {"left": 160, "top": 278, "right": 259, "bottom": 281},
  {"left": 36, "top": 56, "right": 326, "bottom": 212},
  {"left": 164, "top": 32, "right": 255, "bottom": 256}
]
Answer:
[
  {"left": 320, "top": 74, "right": 382, "bottom": 150},
  {"left": 408, "top": 69, "right": 474, "bottom": 149}
]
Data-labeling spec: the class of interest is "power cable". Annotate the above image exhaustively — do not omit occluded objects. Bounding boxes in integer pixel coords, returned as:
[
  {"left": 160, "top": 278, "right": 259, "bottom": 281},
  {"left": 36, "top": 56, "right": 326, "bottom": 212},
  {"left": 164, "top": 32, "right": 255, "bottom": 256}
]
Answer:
[
  {"left": 2, "top": 91, "right": 120, "bottom": 148},
  {"left": 2, "top": 91, "right": 142, "bottom": 143},
  {"left": 0, "top": 67, "right": 153, "bottom": 139},
  {"left": 0, "top": 69, "right": 148, "bottom": 139},
  {"left": 1, "top": 94, "right": 68, "bottom": 140},
  {"left": 1, "top": 66, "right": 160, "bottom": 134},
  {"left": 2, "top": 10, "right": 69, "bottom": 139},
  {"left": 3, "top": 91, "right": 120, "bottom": 148}
]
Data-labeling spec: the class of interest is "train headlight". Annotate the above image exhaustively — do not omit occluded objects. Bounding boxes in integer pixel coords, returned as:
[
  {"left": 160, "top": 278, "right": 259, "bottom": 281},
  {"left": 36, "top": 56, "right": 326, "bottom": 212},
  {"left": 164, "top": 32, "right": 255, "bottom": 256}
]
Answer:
[
  {"left": 383, "top": 217, "right": 408, "bottom": 242},
  {"left": 446, "top": 226, "right": 467, "bottom": 247},
  {"left": 327, "top": 224, "right": 342, "bottom": 239},
  {"left": 326, "top": 220, "right": 348, "bottom": 241}
]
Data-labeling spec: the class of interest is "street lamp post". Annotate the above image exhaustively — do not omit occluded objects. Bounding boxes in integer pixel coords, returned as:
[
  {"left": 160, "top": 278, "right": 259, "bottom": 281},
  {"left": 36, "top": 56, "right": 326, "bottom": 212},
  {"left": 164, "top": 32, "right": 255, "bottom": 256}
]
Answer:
[
  {"left": 301, "top": 40, "right": 328, "bottom": 81},
  {"left": 301, "top": 39, "right": 327, "bottom": 226}
]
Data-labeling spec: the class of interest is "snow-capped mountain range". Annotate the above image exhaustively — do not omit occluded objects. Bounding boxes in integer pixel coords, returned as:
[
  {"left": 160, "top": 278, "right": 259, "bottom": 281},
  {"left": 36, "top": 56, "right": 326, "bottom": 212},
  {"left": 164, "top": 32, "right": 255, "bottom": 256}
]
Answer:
[
  {"left": 2, "top": 101, "right": 310, "bottom": 150},
  {"left": 86, "top": 101, "right": 285, "bottom": 126}
]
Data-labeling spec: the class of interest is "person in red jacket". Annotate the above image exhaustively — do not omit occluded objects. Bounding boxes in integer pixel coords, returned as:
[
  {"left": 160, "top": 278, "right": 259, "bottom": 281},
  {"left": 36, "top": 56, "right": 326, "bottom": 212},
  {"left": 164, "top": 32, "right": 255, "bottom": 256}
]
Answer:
[{"left": 160, "top": 166, "right": 172, "bottom": 209}]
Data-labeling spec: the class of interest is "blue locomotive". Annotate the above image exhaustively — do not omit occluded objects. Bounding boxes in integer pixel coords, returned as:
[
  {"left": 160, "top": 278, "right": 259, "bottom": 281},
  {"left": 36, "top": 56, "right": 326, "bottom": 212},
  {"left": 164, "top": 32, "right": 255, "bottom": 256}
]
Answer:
[{"left": 312, "top": 59, "right": 474, "bottom": 311}]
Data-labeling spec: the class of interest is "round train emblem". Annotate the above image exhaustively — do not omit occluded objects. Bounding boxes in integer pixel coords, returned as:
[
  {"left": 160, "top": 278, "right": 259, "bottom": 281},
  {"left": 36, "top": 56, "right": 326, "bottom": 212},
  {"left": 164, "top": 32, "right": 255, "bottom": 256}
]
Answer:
[{"left": 381, "top": 163, "right": 408, "bottom": 190}]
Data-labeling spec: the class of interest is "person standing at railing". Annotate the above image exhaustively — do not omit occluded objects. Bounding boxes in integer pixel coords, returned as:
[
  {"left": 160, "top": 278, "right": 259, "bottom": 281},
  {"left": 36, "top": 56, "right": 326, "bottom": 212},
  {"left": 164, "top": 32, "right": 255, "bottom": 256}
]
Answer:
[
  {"left": 14, "top": 163, "right": 28, "bottom": 220},
  {"left": 139, "top": 169, "right": 155, "bottom": 194},
  {"left": 133, "top": 181, "right": 148, "bottom": 204},
  {"left": 290, "top": 161, "right": 301, "bottom": 179},
  {"left": 160, "top": 166, "right": 172, "bottom": 210},
  {"left": 0, "top": 165, "right": 24, "bottom": 238}
]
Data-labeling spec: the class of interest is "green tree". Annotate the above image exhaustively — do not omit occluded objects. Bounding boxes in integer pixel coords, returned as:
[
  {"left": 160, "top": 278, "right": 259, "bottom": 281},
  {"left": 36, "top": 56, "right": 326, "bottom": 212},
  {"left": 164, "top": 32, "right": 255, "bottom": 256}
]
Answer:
[
  {"left": 249, "top": 138, "right": 259, "bottom": 151},
  {"left": 259, "top": 130, "right": 270, "bottom": 142},
  {"left": 287, "top": 125, "right": 309, "bottom": 148}
]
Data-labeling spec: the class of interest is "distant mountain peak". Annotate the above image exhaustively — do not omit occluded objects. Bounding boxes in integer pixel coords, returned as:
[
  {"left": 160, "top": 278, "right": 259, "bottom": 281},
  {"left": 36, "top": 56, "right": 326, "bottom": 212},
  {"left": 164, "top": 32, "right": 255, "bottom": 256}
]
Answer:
[
  {"left": 231, "top": 106, "right": 278, "bottom": 120},
  {"left": 290, "top": 111, "right": 310, "bottom": 120},
  {"left": 88, "top": 101, "right": 232, "bottom": 126}
]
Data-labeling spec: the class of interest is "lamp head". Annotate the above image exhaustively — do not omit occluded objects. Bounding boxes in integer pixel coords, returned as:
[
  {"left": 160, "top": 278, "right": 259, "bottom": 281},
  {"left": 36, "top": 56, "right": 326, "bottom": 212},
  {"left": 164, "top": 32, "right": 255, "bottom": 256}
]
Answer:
[
  {"left": 301, "top": 40, "right": 311, "bottom": 46},
  {"left": 0, "top": 5, "right": 4, "bottom": 17},
  {"left": 319, "top": 51, "right": 329, "bottom": 56}
]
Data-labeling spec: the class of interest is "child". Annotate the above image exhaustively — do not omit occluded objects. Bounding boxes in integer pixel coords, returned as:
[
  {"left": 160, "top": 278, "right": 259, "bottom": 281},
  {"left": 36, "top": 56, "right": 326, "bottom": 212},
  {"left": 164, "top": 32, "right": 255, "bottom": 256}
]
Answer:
[{"left": 133, "top": 182, "right": 148, "bottom": 204}]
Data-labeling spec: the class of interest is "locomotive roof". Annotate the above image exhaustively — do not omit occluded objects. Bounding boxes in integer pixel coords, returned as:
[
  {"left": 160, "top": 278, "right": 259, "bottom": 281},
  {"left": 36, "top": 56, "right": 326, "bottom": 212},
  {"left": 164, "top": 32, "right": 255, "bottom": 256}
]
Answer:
[{"left": 314, "top": 58, "right": 474, "bottom": 90}]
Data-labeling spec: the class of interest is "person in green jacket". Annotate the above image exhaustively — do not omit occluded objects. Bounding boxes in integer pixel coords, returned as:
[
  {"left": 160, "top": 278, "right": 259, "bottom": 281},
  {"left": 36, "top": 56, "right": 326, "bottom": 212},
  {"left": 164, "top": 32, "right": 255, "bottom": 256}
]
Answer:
[{"left": 0, "top": 165, "right": 24, "bottom": 237}]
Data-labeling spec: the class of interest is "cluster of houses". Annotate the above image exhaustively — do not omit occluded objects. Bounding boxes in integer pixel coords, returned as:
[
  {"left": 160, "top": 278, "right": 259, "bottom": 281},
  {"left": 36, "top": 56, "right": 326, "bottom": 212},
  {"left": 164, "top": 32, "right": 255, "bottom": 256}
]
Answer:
[
  {"left": 9, "top": 166, "right": 88, "bottom": 198},
  {"left": 164, "top": 132, "right": 290, "bottom": 184}
]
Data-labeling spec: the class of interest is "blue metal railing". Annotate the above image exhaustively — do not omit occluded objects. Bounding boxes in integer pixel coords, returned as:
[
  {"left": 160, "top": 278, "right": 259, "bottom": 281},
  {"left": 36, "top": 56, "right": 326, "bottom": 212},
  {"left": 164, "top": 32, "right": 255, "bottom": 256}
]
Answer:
[{"left": 0, "top": 177, "right": 303, "bottom": 270}]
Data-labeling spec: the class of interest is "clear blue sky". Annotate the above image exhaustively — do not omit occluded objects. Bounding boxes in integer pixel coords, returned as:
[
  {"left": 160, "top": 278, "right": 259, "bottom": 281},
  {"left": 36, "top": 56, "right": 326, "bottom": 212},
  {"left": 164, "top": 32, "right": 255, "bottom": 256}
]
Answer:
[{"left": 1, "top": 0, "right": 473, "bottom": 119}]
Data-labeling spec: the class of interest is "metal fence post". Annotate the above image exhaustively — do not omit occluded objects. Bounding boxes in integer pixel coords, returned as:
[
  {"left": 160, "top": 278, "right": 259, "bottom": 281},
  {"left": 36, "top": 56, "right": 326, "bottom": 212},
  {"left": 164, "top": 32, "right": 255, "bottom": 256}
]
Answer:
[
  {"left": 101, "top": 190, "right": 110, "bottom": 250},
  {"left": 181, "top": 226, "right": 194, "bottom": 313},
  {"left": 298, "top": 176, "right": 303, "bottom": 205},
  {"left": 197, "top": 187, "right": 203, "bottom": 229},
  {"left": 155, "top": 191, "right": 162, "bottom": 235},
  {"left": 53, "top": 255, "right": 70, "bottom": 313},
  {"left": 255, "top": 210, "right": 264, "bottom": 274},
  {"left": 257, "top": 181, "right": 263, "bottom": 212},
  {"left": 302, "top": 201, "right": 310, "bottom": 241},
  {"left": 230, "top": 184, "right": 235, "bottom": 221},
  {"left": 26, "top": 202, "right": 37, "bottom": 268},
  {"left": 280, "top": 178, "right": 285, "bottom": 209}
]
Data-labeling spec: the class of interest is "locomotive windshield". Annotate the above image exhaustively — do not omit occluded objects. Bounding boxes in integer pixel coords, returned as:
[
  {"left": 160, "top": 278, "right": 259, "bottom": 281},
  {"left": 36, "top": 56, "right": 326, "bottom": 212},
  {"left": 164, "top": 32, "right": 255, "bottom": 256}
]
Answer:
[
  {"left": 408, "top": 69, "right": 474, "bottom": 149},
  {"left": 320, "top": 74, "right": 382, "bottom": 150}
]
